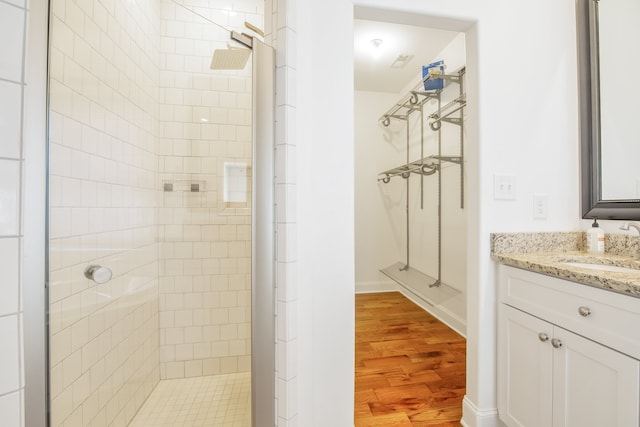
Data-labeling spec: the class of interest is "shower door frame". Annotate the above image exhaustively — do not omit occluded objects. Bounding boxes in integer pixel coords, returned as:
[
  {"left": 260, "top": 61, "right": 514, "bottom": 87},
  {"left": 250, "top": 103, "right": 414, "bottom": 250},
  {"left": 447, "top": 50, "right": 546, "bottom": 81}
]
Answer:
[
  {"left": 251, "top": 39, "right": 276, "bottom": 427},
  {"left": 24, "top": 0, "right": 50, "bottom": 426}
]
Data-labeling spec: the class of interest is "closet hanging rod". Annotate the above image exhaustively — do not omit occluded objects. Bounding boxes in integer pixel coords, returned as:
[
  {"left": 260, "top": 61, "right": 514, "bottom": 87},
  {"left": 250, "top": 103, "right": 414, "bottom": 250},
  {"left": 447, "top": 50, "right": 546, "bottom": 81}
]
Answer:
[
  {"left": 430, "top": 94, "right": 466, "bottom": 119},
  {"left": 380, "top": 96, "right": 428, "bottom": 126},
  {"left": 379, "top": 72, "right": 463, "bottom": 127},
  {"left": 429, "top": 95, "right": 466, "bottom": 131},
  {"left": 429, "top": 104, "right": 466, "bottom": 130},
  {"left": 378, "top": 167, "right": 437, "bottom": 183},
  {"left": 377, "top": 160, "right": 440, "bottom": 183},
  {"left": 377, "top": 164, "right": 425, "bottom": 182},
  {"left": 377, "top": 154, "right": 464, "bottom": 183}
]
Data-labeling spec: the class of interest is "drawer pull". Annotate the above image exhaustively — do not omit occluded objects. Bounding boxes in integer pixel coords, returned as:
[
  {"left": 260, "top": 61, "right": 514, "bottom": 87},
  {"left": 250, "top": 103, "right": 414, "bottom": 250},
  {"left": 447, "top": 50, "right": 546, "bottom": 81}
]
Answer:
[
  {"left": 551, "top": 338, "right": 563, "bottom": 349},
  {"left": 578, "top": 306, "right": 591, "bottom": 317},
  {"left": 538, "top": 332, "right": 549, "bottom": 342}
]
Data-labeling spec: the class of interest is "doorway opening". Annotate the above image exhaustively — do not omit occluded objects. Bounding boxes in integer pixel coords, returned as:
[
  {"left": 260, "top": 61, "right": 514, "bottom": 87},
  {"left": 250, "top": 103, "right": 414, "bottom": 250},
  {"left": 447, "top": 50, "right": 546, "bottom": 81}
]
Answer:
[
  {"left": 353, "top": 14, "right": 469, "bottom": 425},
  {"left": 354, "top": 19, "right": 467, "bottom": 332}
]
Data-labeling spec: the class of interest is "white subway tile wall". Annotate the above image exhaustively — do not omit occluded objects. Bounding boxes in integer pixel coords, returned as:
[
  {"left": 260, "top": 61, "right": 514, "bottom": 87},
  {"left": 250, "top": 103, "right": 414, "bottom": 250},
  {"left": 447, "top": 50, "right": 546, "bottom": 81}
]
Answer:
[
  {"left": 48, "top": 0, "right": 161, "bottom": 425},
  {"left": 157, "top": 0, "right": 262, "bottom": 380},
  {"left": 0, "top": 80, "right": 23, "bottom": 159},
  {"left": 0, "top": 161, "right": 21, "bottom": 236},
  {"left": 267, "top": 0, "right": 299, "bottom": 424},
  {"left": 0, "top": 0, "right": 26, "bottom": 425},
  {"left": 0, "top": 1, "right": 24, "bottom": 82},
  {"left": 0, "top": 238, "right": 20, "bottom": 316}
]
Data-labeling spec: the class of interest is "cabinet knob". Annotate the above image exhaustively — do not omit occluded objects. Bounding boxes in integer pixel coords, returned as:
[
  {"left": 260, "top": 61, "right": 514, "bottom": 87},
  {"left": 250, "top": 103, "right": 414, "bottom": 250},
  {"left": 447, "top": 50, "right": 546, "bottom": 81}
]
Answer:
[
  {"left": 551, "top": 338, "right": 563, "bottom": 349},
  {"left": 538, "top": 332, "right": 549, "bottom": 342},
  {"left": 578, "top": 306, "right": 591, "bottom": 317}
]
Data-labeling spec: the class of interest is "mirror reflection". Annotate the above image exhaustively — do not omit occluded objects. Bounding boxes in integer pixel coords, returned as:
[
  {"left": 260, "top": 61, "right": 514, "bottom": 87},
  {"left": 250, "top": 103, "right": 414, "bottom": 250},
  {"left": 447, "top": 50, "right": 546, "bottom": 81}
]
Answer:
[
  {"left": 578, "top": 0, "right": 640, "bottom": 219},
  {"left": 598, "top": 0, "right": 640, "bottom": 201}
]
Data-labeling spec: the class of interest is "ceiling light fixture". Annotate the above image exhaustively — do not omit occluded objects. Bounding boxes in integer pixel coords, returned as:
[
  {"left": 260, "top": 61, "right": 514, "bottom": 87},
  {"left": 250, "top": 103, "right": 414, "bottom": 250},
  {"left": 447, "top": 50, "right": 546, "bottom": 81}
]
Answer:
[{"left": 370, "top": 38, "right": 384, "bottom": 59}]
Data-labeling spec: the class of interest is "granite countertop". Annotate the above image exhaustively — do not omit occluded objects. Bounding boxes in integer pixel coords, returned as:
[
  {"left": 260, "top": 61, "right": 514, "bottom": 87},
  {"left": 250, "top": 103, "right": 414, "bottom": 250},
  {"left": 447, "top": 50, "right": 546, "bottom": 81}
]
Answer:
[{"left": 491, "top": 232, "right": 640, "bottom": 298}]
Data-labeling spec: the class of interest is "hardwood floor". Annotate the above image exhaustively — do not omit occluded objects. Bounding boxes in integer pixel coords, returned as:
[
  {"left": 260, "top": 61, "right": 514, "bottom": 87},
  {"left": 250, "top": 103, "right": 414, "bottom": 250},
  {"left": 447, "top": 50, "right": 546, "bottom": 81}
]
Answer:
[{"left": 355, "top": 292, "right": 466, "bottom": 427}]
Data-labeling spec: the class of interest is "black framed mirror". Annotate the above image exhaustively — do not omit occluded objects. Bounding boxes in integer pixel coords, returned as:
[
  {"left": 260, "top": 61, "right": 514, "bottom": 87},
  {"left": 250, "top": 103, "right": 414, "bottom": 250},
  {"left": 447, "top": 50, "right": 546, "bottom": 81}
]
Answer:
[{"left": 577, "top": 0, "right": 640, "bottom": 219}]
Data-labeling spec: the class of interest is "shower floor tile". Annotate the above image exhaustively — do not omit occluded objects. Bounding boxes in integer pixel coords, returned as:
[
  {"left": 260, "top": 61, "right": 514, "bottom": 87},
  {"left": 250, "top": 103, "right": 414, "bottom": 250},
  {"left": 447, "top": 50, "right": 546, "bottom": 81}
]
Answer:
[{"left": 129, "top": 373, "right": 251, "bottom": 427}]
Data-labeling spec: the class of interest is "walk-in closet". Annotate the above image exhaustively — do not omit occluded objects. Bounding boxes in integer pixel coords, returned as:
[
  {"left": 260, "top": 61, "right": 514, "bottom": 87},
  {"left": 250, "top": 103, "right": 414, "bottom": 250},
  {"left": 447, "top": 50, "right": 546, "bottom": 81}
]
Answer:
[
  {"left": 355, "top": 23, "right": 467, "bottom": 335},
  {"left": 353, "top": 18, "right": 468, "bottom": 426}
]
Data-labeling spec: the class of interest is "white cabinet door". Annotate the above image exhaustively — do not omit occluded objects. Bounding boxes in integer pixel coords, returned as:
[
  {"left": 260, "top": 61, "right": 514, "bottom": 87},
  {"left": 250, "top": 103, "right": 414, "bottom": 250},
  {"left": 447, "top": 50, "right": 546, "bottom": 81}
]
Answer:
[
  {"left": 552, "top": 326, "right": 640, "bottom": 427},
  {"left": 499, "top": 305, "right": 553, "bottom": 427}
]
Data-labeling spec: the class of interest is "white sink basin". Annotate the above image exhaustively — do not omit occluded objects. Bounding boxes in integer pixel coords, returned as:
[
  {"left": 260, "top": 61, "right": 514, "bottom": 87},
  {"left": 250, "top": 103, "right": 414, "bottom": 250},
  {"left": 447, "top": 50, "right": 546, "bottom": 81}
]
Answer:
[{"left": 560, "top": 261, "right": 640, "bottom": 274}]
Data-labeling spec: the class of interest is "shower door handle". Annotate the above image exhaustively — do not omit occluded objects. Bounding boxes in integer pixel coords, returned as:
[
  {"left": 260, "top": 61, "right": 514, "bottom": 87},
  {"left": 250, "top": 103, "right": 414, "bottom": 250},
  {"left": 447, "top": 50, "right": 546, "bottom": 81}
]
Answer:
[{"left": 84, "top": 265, "right": 112, "bottom": 284}]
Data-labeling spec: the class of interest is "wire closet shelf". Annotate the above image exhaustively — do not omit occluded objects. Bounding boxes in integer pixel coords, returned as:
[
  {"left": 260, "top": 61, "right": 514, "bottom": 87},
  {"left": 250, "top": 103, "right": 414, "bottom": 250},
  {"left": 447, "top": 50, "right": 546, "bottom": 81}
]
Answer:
[
  {"left": 376, "top": 66, "right": 466, "bottom": 295},
  {"left": 377, "top": 69, "right": 466, "bottom": 185}
]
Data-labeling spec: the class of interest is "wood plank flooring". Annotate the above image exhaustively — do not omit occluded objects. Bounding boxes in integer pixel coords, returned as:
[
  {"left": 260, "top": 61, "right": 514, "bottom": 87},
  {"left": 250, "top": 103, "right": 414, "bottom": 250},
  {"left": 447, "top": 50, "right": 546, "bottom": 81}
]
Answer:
[{"left": 355, "top": 292, "right": 466, "bottom": 427}]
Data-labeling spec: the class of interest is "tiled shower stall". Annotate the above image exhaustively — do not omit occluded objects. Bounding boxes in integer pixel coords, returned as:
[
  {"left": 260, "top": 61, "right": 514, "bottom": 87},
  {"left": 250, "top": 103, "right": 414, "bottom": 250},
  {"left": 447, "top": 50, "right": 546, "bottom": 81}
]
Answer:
[{"left": 47, "top": 0, "right": 261, "bottom": 425}]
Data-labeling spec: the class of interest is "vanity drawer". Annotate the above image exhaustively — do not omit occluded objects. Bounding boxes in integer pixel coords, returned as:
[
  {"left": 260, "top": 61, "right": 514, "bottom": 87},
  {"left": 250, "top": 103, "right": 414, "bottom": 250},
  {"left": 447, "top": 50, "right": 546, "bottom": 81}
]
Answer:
[{"left": 499, "top": 265, "right": 640, "bottom": 360}]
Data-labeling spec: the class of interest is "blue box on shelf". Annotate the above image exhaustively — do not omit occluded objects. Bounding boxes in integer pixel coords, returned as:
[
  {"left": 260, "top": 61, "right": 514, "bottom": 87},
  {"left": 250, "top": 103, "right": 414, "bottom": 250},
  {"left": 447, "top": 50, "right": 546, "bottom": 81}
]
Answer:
[{"left": 422, "top": 60, "right": 445, "bottom": 90}]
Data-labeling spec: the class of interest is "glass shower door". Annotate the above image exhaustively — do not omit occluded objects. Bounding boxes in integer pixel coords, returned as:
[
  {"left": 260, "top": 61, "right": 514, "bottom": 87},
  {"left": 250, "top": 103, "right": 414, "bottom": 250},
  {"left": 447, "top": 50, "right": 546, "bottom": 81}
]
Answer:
[
  {"left": 47, "top": 0, "right": 261, "bottom": 425},
  {"left": 47, "top": 0, "right": 162, "bottom": 423}
]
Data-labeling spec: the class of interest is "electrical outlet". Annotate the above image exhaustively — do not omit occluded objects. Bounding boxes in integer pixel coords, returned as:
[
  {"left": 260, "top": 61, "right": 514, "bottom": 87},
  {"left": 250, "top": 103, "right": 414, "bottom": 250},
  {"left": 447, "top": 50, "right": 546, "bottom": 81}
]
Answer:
[
  {"left": 533, "top": 193, "right": 548, "bottom": 219},
  {"left": 494, "top": 175, "right": 517, "bottom": 200}
]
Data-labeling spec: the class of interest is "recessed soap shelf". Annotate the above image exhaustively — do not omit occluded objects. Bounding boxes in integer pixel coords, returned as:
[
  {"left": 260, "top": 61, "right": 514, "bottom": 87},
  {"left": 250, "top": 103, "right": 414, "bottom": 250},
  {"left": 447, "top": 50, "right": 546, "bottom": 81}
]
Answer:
[{"left": 163, "top": 180, "right": 206, "bottom": 192}]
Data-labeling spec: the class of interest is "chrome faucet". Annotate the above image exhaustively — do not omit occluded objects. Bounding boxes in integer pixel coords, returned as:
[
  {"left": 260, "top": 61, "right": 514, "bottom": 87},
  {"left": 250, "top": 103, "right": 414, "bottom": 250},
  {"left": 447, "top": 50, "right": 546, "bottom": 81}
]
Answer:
[{"left": 619, "top": 221, "right": 640, "bottom": 235}]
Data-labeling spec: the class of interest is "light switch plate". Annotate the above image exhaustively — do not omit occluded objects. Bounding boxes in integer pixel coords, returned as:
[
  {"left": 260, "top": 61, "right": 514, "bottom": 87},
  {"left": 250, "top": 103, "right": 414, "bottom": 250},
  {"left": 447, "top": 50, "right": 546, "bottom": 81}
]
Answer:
[{"left": 494, "top": 174, "right": 517, "bottom": 200}]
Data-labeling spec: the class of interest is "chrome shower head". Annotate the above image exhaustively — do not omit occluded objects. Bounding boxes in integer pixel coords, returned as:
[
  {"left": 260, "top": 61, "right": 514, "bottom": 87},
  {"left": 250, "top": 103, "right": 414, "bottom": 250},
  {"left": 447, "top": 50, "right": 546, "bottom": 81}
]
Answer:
[{"left": 210, "top": 45, "right": 251, "bottom": 70}]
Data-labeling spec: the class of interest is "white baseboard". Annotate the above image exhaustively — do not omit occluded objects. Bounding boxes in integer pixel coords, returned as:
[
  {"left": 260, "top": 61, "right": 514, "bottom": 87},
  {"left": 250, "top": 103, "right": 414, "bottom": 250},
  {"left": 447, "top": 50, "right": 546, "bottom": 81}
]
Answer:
[
  {"left": 355, "top": 280, "right": 399, "bottom": 294},
  {"left": 461, "top": 396, "right": 503, "bottom": 427}
]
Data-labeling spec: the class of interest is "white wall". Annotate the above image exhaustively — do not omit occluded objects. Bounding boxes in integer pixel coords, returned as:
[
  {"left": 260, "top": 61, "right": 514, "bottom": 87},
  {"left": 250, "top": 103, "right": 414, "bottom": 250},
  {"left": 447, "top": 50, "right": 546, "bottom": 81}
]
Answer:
[
  {"left": 354, "top": 90, "right": 404, "bottom": 289},
  {"left": 288, "top": 0, "right": 582, "bottom": 425},
  {"left": 296, "top": 0, "right": 355, "bottom": 426},
  {"left": 0, "top": 0, "right": 28, "bottom": 425}
]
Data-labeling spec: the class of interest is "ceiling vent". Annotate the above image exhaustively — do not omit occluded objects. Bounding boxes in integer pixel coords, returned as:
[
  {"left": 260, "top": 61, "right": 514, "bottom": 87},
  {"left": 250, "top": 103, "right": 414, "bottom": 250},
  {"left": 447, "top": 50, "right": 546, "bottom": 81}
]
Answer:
[{"left": 390, "top": 54, "right": 414, "bottom": 68}]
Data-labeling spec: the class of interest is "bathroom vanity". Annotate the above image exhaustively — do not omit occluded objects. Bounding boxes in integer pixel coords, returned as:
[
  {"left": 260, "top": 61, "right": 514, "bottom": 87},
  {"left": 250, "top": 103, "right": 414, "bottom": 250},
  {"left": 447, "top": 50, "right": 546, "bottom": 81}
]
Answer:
[{"left": 492, "top": 233, "right": 640, "bottom": 427}]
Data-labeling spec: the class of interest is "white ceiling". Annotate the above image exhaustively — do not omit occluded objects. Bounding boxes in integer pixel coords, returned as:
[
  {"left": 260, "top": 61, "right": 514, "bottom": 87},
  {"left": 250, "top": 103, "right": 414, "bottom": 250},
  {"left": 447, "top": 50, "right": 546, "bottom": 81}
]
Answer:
[{"left": 354, "top": 19, "right": 459, "bottom": 94}]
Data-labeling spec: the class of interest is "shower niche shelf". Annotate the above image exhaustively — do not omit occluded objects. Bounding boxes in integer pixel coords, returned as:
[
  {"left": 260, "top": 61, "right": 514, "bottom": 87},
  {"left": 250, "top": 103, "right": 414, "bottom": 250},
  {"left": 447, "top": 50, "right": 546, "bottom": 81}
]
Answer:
[{"left": 163, "top": 180, "right": 207, "bottom": 192}]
